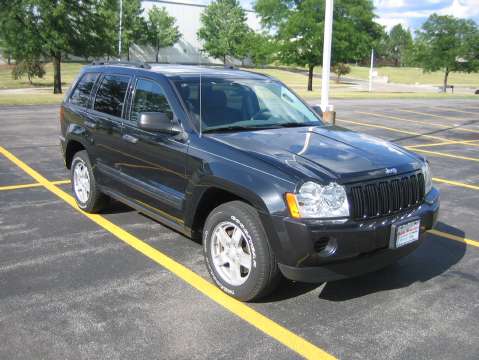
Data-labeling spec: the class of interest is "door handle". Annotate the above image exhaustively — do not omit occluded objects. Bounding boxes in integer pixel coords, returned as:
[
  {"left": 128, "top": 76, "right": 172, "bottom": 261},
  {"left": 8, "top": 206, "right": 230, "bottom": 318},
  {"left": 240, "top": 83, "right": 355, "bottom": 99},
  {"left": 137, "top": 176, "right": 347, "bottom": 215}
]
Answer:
[
  {"left": 84, "top": 120, "right": 97, "bottom": 129},
  {"left": 122, "top": 134, "right": 139, "bottom": 144}
]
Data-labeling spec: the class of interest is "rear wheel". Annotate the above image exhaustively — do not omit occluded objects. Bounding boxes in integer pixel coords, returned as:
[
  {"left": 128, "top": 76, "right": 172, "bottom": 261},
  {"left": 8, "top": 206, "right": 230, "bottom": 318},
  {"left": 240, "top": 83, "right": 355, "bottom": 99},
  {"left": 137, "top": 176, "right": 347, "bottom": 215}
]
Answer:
[
  {"left": 71, "top": 150, "right": 108, "bottom": 213},
  {"left": 203, "top": 201, "right": 281, "bottom": 301}
]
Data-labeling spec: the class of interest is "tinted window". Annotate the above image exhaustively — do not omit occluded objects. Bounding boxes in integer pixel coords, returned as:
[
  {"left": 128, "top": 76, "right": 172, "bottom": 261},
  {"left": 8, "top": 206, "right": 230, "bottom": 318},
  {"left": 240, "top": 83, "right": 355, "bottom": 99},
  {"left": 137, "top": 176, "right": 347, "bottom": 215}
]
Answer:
[
  {"left": 130, "top": 79, "right": 173, "bottom": 123},
  {"left": 175, "top": 79, "right": 321, "bottom": 131},
  {"left": 69, "top": 72, "right": 98, "bottom": 107},
  {"left": 93, "top": 75, "right": 130, "bottom": 117}
]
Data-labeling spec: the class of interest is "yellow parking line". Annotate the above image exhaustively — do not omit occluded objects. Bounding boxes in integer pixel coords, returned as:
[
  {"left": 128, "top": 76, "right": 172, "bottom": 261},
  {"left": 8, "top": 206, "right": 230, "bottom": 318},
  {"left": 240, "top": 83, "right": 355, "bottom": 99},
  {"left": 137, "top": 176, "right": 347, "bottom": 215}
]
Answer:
[
  {"left": 430, "top": 106, "right": 479, "bottom": 116},
  {"left": 357, "top": 110, "right": 479, "bottom": 135},
  {"left": 0, "top": 179, "right": 70, "bottom": 191},
  {"left": 407, "top": 140, "right": 479, "bottom": 149},
  {"left": 433, "top": 177, "right": 479, "bottom": 191},
  {"left": 355, "top": 111, "right": 479, "bottom": 139},
  {"left": 428, "top": 229, "right": 479, "bottom": 248},
  {"left": 0, "top": 146, "right": 335, "bottom": 360},
  {"left": 338, "top": 118, "right": 452, "bottom": 142},
  {"left": 405, "top": 147, "right": 479, "bottom": 162},
  {"left": 396, "top": 108, "right": 477, "bottom": 121}
]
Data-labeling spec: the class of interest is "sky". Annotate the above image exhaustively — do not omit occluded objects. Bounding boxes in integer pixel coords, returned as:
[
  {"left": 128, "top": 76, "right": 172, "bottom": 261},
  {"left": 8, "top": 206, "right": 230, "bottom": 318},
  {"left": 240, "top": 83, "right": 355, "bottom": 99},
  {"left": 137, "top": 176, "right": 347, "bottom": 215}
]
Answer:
[{"left": 157, "top": 0, "right": 479, "bottom": 32}]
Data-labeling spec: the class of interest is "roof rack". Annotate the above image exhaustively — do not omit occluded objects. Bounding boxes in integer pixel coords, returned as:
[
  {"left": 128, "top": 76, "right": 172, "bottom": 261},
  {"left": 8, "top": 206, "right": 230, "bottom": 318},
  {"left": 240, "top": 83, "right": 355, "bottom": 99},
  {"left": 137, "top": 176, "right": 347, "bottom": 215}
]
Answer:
[{"left": 91, "top": 60, "right": 151, "bottom": 69}]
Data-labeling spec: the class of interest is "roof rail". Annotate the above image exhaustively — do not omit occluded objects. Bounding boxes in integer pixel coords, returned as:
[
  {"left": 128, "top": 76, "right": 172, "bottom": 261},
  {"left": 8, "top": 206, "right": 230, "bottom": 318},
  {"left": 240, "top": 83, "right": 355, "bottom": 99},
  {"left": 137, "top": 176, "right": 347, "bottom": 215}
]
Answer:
[{"left": 91, "top": 60, "right": 151, "bottom": 69}]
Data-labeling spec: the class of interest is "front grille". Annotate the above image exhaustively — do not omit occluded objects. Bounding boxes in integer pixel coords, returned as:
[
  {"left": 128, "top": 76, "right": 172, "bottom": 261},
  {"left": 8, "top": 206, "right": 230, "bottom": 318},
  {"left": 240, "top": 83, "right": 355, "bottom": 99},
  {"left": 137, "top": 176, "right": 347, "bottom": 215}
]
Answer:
[{"left": 349, "top": 172, "right": 425, "bottom": 219}]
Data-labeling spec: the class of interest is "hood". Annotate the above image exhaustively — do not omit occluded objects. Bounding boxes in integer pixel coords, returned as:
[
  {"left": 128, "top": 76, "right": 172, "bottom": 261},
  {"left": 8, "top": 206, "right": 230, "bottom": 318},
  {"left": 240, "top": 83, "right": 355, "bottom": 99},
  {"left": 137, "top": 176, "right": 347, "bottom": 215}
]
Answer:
[{"left": 208, "top": 125, "right": 422, "bottom": 183}]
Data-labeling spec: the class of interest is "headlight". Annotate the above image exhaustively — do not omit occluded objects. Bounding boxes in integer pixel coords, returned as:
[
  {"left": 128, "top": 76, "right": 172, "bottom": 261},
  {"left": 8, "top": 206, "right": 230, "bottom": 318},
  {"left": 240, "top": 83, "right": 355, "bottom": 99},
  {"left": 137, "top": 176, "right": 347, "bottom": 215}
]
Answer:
[
  {"left": 422, "top": 161, "right": 433, "bottom": 194},
  {"left": 286, "top": 182, "right": 349, "bottom": 219}
]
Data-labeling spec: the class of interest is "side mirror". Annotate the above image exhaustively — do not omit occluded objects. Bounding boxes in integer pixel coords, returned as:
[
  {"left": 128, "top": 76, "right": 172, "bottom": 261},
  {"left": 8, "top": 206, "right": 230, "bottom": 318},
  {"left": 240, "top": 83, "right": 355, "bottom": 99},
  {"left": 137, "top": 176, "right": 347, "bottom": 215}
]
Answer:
[
  {"left": 311, "top": 105, "right": 323, "bottom": 117},
  {"left": 138, "top": 112, "right": 181, "bottom": 134}
]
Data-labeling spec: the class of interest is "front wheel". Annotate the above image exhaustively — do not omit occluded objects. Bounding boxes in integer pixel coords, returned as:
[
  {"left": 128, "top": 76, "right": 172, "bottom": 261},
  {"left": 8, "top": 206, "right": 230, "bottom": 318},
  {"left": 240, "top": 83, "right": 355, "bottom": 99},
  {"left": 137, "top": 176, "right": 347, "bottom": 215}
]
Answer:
[
  {"left": 203, "top": 201, "right": 281, "bottom": 301},
  {"left": 71, "top": 150, "right": 108, "bottom": 213}
]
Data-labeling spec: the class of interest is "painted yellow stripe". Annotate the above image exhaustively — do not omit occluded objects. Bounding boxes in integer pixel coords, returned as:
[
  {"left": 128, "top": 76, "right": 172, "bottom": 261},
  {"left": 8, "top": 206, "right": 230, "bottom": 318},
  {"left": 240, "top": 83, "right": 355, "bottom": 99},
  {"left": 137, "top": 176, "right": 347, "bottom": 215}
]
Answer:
[
  {"left": 0, "top": 179, "right": 70, "bottom": 191},
  {"left": 430, "top": 106, "right": 479, "bottom": 116},
  {"left": 405, "top": 147, "right": 479, "bottom": 162},
  {"left": 356, "top": 111, "right": 479, "bottom": 141},
  {"left": 357, "top": 110, "right": 479, "bottom": 135},
  {"left": 428, "top": 229, "right": 479, "bottom": 248},
  {"left": 433, "top": 177, "right": 479, "bottom": 191},
  {"left": 406, "top": 140, "right": 479, "bottom": 149},
  {"left": 337, "top": 118, "right": 452, "bottom": 142},
  {"left": 0, "top": 145, "right": 335, "bottom": 360},
  {"left": 396, "top": 108, "right": 478, "bottom": 121}
]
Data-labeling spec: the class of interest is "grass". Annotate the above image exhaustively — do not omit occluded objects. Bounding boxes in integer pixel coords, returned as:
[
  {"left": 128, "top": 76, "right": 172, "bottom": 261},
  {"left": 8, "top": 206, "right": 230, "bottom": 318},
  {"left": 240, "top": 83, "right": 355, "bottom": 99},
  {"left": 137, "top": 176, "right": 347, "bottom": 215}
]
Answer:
[
  {"left": 0, "top": 62, "right": 477, "bottom": 106},
  {"left": 0, "top": 62, "right": 85, "bottom": 89},
  {"left": 349, "top": 65, "right": 479, "bottom": 86},
  {"left": 0, "top": 93, "right": 64, "bottom": 105}
]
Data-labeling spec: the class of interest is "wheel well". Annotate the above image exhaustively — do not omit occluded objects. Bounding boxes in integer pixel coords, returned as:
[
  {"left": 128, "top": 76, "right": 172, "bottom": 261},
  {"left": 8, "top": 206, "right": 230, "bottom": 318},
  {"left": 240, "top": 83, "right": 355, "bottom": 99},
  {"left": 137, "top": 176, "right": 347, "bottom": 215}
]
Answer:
[
  {"left": 191, "top": 187, "right": 252, "bottom": 241},
  {"left": 65, "top": 140, "right": 85, "bottom": 169}
]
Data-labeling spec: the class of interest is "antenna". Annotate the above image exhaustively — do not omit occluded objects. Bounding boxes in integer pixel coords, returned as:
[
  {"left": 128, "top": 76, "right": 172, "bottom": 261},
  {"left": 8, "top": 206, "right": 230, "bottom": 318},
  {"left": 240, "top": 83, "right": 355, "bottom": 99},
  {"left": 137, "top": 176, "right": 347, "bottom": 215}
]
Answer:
[{"left": 198, "top": 31, "right": 203, "bottom": 137}]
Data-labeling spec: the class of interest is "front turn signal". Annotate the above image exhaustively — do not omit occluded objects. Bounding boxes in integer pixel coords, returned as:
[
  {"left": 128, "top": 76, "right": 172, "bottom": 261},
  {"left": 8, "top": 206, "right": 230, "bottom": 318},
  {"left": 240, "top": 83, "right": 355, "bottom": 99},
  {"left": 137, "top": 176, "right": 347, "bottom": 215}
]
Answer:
[{"left": 285, "top": 193, "right": 301, "bottom": 219}]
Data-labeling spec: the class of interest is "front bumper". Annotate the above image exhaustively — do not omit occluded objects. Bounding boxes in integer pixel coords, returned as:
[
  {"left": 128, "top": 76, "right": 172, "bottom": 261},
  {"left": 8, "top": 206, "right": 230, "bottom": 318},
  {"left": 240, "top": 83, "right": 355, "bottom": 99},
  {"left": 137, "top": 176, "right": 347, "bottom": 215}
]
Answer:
[{"left": 271, "top": 188, "right": 440, "bottom": 283}]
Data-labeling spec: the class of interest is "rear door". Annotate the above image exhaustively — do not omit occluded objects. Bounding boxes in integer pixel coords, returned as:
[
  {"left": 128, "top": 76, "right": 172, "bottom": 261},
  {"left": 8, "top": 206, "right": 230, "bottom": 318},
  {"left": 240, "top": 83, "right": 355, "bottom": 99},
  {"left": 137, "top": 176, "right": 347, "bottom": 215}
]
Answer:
[
  {"left": 119, "top": 77, "right": 188, "bottom": 223},
  {"left": 88, "top": 73, "right": 132, "bottom": 188}
]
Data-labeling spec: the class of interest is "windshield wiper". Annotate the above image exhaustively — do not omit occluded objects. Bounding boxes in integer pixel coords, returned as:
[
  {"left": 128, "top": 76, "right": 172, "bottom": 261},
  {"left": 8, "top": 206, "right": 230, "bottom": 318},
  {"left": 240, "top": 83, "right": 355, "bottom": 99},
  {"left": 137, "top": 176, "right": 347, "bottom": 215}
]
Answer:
[
  {"left": 202, "top": 125, "right": 271, "bottom": 133},
  {"left": 273, "top": 122, "right": 318, "bottom": 128}
]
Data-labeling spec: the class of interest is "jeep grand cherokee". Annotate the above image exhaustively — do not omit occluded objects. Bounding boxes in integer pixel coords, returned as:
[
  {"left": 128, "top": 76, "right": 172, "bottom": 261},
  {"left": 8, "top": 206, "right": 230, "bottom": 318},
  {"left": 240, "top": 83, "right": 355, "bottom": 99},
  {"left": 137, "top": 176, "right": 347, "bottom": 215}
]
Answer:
[{"left": 60, "top": 63, "right": 440, "bottom": 301}]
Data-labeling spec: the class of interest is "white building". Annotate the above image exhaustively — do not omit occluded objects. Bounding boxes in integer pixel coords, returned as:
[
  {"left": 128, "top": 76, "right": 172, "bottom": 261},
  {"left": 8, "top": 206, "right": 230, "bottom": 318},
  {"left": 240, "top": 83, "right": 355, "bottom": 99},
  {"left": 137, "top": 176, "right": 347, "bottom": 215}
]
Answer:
[{"left": 131, "top": 0, "right": 261, "bottom": 64}]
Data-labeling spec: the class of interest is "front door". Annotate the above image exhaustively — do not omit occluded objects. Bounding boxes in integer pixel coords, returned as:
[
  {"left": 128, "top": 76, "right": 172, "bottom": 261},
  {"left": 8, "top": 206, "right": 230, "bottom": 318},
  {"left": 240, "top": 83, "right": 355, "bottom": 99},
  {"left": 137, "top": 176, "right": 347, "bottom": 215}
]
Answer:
[
  {"left": 88, "top": 73, "right": 132, "bottom": 189},
  {"left": 119, "top": 77, "right": 188, "bottom": 224}
]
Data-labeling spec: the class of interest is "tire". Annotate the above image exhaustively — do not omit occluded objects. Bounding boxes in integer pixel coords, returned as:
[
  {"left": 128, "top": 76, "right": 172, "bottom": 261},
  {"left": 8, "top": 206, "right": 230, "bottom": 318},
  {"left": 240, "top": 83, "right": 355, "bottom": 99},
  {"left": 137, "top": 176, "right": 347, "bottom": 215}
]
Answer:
[
  {"left": 203, "top": 201, "right": 281, "bottom": 301},
  {"left": 71, "top": 150, "right": 108, "bottom": 213}
]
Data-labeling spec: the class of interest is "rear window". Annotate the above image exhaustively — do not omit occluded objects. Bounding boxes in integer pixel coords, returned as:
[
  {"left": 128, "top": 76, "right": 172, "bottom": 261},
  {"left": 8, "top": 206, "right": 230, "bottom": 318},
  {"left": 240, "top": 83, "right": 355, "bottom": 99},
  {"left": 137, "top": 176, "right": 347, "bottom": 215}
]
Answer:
[
  {"left": 93, "top": 74, "right": 130, "bottom": 117},
  {"left": 69, "top": 72, "right": 98, "bottom": 107}
]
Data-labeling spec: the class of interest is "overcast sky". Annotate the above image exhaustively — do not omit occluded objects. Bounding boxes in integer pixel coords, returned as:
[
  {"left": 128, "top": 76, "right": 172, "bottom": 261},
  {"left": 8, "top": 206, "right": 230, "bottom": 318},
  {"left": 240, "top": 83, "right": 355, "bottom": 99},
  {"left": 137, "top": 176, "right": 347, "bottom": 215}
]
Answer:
[{"left": 159, "top": 0, "right": 479, "bottom": 32}]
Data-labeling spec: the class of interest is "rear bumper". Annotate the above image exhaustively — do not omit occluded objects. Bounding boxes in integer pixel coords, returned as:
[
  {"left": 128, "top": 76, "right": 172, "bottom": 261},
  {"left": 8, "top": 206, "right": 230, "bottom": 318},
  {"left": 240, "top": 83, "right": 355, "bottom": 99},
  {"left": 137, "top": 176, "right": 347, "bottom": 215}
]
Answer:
[{"left": 271, "top": 188, "right": 440, "bottom": 283}]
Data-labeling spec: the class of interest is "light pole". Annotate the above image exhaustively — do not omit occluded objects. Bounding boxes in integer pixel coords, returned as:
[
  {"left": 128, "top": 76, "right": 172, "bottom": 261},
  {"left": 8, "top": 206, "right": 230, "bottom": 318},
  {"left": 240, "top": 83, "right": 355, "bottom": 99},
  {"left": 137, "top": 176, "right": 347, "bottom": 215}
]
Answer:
[
  {"left": 369, "top": 48, "right": 374, "bottom": 92},
  {"left": 118, "top": 0, "right": 123, "bottom": 59},
  {"left": 320, "top": 0, "right": 335, "bottom": 124}
]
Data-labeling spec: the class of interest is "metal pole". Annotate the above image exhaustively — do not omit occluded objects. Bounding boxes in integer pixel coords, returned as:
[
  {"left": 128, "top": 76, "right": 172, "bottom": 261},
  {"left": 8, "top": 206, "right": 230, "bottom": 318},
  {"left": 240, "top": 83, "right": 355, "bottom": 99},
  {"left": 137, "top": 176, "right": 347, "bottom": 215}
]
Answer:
[
  {"left": 369, "top": 48, "right": 374, "bottom": 92},
  {"left": 118, "top": 0, "right": 123, "bottom": 58},
  {"left": 320, "top": 0, "right": 334, "bottom": 113}
]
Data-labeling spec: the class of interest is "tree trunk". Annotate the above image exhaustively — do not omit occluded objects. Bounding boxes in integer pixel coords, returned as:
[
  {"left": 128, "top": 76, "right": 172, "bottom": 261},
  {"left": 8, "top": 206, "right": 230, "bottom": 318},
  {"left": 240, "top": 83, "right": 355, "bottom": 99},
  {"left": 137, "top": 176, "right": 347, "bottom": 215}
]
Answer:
[
  {"left": 336, "top": 74, "right": 340, "bottom": 83},
  {"left": 156, "top": 47, "right": 159, "bottom": 63},
  {"left": 127, "top": 45, "right": 130, "bottom": 61},
  {"left": 7, "top": 55, "right": 11, "bottom": 65},
  {"left": 52, "top": 54, "right": 62, "bottom": 94},
  {"left": 443, "top": 68, "right": 449, "bottom": 93},
  {"left": 223, "top": 55, "right": 226, "bottom": 65},
  {"left": 307, "top": 65, "right": 314, "bottom": 91}
]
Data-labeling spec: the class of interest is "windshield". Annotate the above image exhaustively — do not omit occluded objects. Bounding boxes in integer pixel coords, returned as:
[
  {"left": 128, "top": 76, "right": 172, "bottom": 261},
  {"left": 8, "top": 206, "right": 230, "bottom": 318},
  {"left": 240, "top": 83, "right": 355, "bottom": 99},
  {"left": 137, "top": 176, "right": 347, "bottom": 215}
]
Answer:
[{"left": 174, "top": 78, "right": 323, "bottom": 132}]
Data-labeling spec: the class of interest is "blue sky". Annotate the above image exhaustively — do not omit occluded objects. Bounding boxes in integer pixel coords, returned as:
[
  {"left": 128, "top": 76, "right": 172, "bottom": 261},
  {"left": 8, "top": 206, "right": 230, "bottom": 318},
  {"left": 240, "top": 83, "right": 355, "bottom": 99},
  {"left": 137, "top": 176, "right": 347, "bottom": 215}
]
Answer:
[
  {"left": 167, "top": 0, "right": 479, "bottom": 31},
  {"left": 372, "top": 0, "right": 479, "bottom": 31}
]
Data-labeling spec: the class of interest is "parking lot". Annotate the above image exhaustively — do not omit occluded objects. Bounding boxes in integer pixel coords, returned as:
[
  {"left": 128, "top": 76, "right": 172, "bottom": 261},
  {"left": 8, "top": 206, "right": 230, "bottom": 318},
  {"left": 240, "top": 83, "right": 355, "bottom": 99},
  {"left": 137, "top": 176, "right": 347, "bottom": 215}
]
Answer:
[{"left": 1, "top": 99, "right": 478, "bottom": 359}]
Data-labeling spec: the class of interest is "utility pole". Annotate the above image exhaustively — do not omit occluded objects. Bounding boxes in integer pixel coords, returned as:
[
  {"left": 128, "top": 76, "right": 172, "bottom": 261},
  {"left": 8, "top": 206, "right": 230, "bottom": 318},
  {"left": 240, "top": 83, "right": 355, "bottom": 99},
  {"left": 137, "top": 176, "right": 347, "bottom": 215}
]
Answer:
[
  {"left": 118, "top": 0, "right": 123, "bottom": 58},
  {"left": 369, "top": 48, "right": 374, "bottom": 92},
  {"left": 320, "top": 0, "right": 335, "bottom": 124}
]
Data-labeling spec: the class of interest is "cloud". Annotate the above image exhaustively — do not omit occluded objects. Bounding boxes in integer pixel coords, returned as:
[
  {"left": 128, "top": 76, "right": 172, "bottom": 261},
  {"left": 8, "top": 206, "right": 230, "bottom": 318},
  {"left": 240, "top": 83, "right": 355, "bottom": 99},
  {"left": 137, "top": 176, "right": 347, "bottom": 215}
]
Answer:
[{"left": 374, "top": 0, "right": 479, "bottom": 31}]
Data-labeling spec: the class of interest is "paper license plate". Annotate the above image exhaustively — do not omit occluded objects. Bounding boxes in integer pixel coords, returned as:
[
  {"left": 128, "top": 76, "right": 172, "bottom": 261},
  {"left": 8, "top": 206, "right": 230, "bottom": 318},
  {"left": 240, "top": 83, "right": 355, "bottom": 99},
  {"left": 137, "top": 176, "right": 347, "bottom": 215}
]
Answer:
[{"left": 395, "top": 220, "right": 420, "bottom": 248}]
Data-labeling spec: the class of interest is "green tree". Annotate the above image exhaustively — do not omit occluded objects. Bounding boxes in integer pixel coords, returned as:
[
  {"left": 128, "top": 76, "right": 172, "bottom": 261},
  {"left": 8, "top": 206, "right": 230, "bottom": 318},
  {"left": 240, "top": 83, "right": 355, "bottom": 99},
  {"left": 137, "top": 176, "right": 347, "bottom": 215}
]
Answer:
[
  {"left": 255, "top": 0, "right": 382, "bottom": 91},
  {"left": 0, "top": 0, "right": 113, "bottom": 93},
  {"left": 387, "top": 24, "right": 413, "bottom": 67},
  {"left": 240, "top": 32, "right": 277, "bottom": 66},
  {"left": 120, "top": 0, "right": 147, "bottom": 61},
  {"left": 198, "top": 0, "right": 250, "bottom": 64},
  {"left": 146, "top": 6, "right": 181, "bottom": 63},
  {"left": 12, "top": 57, "right": 46, "bottom": 84},
  {"left": 332, "top": 63, "right": 350, "bottom": 83},
  {"left": 414, "top": 14, "right": 479, "bottom": 92}
]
